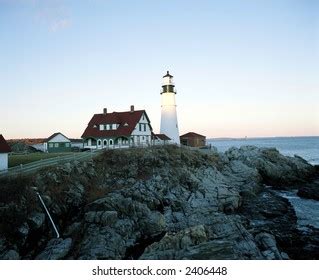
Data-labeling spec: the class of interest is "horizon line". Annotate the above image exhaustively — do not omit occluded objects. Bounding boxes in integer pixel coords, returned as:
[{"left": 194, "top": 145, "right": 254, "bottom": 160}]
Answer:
[{"left": 207, "top": 135, "right": 319, "bottom": 140}]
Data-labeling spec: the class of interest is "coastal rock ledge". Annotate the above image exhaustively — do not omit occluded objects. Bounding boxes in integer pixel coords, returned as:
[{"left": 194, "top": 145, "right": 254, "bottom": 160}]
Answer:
[{"left": 0, "top": 145, "right": 318, "bottom": 260}]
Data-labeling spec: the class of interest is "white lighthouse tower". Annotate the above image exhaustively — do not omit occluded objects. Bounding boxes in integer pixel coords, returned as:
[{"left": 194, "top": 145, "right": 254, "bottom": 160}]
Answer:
[{"left": 160, "top": 71, "right": 180, "bottom": 144}]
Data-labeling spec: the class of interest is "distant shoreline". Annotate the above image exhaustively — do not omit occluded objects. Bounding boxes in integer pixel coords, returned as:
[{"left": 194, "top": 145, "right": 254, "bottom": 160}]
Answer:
[{"left": 208, "top": 136, "right": 319, "bottom": 141}]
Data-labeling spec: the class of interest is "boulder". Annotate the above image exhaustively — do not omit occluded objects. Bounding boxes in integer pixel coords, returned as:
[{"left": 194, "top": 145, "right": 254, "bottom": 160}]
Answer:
[
  {"left": 225, "top": 146, "right": 315, "bottom": 187},
  {"left": 27, "top": 212, "right": 45, "bottom": 230},
  {"left": 84, "top": 211, "right": 118, "bottom": 226},
  {"left": 255, "top": 232, "right": 283, "bottom": 260},
  {"left": 297, "top": 179, "right": 319, "bottom": 200},
  {"left": 35, "top": 238, "right": 72, "bottom": 260},
  {"left": 141, "top": 214, "right": 263, "bottom": 260},
  {"left": 1, "top": 250, "right": 20, "bottom": 260},
  {"left": 77, "top": 226, "right": 126, "bottom": 259}
]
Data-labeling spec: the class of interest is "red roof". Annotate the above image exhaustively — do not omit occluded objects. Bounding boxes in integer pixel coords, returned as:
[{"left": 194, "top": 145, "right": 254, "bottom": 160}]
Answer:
[
  {"left": 81, "top": 110, "right": 151, "bottom": 138},
  {"left": 0, "top": 135, "right": 11, "bottom": 153},
  {"left": 180, "top": 132, "right": 206, "bottom": 138},
  {"left": 155, "top": 134, "right": 171, "bottom": 140}
]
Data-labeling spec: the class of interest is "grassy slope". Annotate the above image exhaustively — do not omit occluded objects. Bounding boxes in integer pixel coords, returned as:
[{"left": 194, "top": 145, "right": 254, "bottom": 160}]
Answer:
[{"left": 8, "top": 152, "right": 74, "bottom": 167}]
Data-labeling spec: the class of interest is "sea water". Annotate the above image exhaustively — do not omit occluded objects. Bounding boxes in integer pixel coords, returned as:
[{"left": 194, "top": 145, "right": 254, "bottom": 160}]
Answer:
[
  {"left": 208, "top": 136, "right": 319, "bottom": 166},
  {"left": 278, "top": 190, "right": 319, "bottom": 230}
]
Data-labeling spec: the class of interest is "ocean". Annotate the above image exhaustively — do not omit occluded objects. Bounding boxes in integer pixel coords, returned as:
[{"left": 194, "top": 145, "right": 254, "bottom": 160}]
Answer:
[
  {"left": 278, "top": 190, "right": 319, "bottom": 231},
  {"left": 207, "top": 136, "right": 319, "bottom": 166}
]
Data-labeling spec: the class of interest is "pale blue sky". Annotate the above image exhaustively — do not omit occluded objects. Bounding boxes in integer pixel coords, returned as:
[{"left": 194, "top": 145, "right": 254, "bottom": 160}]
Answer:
[{"left": 0, "top": 0, "right": 318, "bottom": 138}]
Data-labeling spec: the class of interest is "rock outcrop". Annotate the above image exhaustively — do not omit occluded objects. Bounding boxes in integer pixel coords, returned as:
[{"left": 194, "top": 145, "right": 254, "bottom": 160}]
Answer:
[
  {"left": 0, "top": 145, "right": 318, "bottom": 260},
  {"left": 297, "top": 177, "right": 319, "bottom": 201}
]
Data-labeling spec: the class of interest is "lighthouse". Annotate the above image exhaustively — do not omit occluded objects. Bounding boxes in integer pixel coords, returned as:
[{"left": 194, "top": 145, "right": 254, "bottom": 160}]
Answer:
[{"left": 160, "top": 71, "right": 180, "bottom": 144}]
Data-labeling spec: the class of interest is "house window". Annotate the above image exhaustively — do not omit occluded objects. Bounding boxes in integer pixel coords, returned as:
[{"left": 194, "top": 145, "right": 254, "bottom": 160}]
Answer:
[
  {"left": 104, "top": 124, "right": 107, "bottom": 130},
  {"left": 49, "top": 143, "right": 53, "bottom": 148},
  {"left": 103, "top": 139, "right": 107, "bottom": 146},
  {"left": 97, "top": 140, "right": 101, "bottom": 146},
  {"left": 54, "top": 143, "right": 59, "bottom": 148},
  {"left": 109, "top": 139, "right": 113, "bottom": 145},
  {"left": 139, "top": 123, "right": 146, "bottom": 131},
  {"left": 65, "top": 143, "right": 70, "bottom": 147}
]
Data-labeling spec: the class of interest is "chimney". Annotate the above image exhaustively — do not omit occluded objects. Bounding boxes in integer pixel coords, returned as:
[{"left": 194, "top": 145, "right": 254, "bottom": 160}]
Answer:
[
  {"left": 103, "top": 108, "right": 107, "bottom": 115},
  {"left": 130, "top": 105, "right": 134, "bottom": 112}
]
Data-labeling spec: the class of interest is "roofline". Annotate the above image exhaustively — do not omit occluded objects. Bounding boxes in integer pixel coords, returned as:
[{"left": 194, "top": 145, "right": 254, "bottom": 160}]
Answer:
[
  {"left": 155, "top": 133, "right": 171, "bottom": 140},
  {"left": 46, "top": 132, "right": 70, "bottom": 142},
  {"left": 180, "top": 132, "right": 206, "bottom": 138},
  {"left": 81, "top": 109, "right": 153, "bottom": 138},
  {"left": 0, "top": 134, "right": 12, "bottom": 153}
]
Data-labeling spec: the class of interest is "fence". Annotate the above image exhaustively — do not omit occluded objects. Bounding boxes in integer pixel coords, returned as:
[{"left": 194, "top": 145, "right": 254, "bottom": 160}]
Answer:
[{"left": 0, "top": 150, "right": 101, "bottom": 178}]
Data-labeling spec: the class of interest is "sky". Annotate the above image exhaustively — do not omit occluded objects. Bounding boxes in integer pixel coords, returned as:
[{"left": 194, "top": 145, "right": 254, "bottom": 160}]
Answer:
[{"left": 0, "top": 0, "right": 318, "bottom": 139}]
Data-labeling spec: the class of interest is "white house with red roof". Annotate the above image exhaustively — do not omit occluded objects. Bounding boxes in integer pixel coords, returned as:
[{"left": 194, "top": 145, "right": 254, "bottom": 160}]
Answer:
[
  {"left": 0, "top": 134, "right": 11, "bottom": 171},
  {"left": 81, "top": 106, "right": 153, "bottom": 149}
]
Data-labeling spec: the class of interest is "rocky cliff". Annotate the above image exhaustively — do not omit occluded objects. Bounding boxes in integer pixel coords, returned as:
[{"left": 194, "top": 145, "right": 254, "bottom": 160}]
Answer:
[{"left": 0, "top": 145, "right": 318, "bottom": 260}]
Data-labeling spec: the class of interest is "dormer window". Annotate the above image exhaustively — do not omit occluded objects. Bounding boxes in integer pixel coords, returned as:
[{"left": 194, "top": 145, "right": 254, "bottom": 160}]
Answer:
[
  {"left": 93, "top": 124, "right": 97, "bottom": 128},
  {"left": 98, "top": 123, "right": 120, "bottom": 130},
  {"left": 124, "top": 123, "right": 129, "bottom": 127}
]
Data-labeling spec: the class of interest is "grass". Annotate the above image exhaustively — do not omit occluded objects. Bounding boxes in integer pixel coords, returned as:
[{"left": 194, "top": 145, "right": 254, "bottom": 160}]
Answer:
[{"left": 8, "top": 152, "right": 75, "bottom": 167}]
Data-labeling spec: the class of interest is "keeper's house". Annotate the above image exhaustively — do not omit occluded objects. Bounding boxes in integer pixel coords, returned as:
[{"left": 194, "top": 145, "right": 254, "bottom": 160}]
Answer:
[
  {"left": 0, "top": 134, "right": 11, "bottom": 171},
  {"left": 44, "top": 132, "right": 72, "bottom": 153},
  {"left": 82, "top": 106, "right": 153, "bottom": 149}
]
